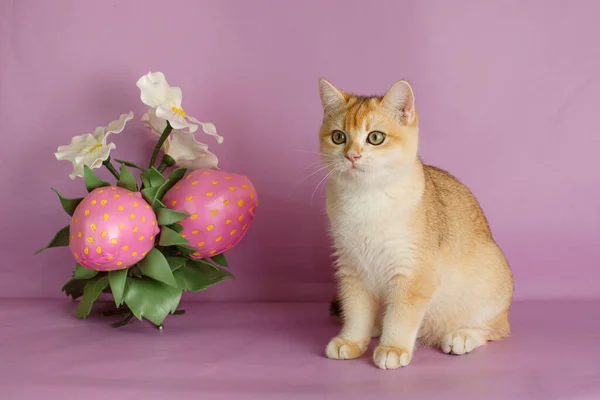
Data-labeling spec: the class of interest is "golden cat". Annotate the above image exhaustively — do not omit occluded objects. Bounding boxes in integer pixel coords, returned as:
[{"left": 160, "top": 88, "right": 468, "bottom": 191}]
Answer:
[{"left": 318, "top": 79, "right": 513, "bottom": 370}]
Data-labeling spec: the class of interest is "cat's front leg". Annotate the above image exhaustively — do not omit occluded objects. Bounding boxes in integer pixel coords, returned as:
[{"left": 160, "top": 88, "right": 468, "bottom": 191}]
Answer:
[
  {"left": 374, "top": 274, "right": 435, "bottom": 369},
  {"left": 325, "top": 273, "right": 376, "bottom": 360}
]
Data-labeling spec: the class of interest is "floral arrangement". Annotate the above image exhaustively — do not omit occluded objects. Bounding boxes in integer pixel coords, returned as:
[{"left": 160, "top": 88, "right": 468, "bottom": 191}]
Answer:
[{"left": 35, "top": 72, "right": 258, "bottom": 328}]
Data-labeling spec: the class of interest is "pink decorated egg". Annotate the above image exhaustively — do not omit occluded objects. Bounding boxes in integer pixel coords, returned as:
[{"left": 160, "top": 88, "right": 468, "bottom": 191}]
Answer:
[
  {"left": 162, "top": 169, "right": 258, "bottom": 258},
  {"left": 69, "top": 186, "right": 160, "bottom": 271}
]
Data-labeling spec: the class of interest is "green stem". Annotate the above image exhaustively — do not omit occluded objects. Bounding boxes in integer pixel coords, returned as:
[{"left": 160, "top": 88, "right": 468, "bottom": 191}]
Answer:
[
  {"left": 112, "top": 313, "right": 134, "bottom": 328},
  {"left": 102, "top": 308, "right": 129, "bottom": 316},
  {"left": 157, "top": 154, "right": 176, "bottom": 173},
  {"left": 149, "top": 122, "right": 173, "bottom": 169},
  {"left": 103, "top": 158, "right": 120, "bottom": 180}
]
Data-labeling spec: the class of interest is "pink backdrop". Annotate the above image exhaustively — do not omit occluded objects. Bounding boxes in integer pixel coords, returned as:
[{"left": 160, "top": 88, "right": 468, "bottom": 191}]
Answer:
[{"left": 1, "top": 0, "right": 598, "bottom": 301}]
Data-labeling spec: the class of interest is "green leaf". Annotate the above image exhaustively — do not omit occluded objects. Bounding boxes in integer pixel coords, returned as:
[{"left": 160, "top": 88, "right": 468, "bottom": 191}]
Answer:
[
  {"left": 176, "top": 245, "right": 198, "bottom": 256},
  {"left": 76, "top": 274, "right": 109, "bottom": 319},
  {"left": 117, "top": 165, "right": 138, "bottom": 192},
  {"left": 114, "top": 159, "right": 145, "bottom": 171},
  {"left": 169, "top": 223, "right": 184, "bottom": 233},
  {"left": 168, "top": 167, "right": 187, "bottom": 184},
  {"left": 51, "top": 188, "right": 83, "bottom": 216},
  {"left": 34, "top": 225, "right": 70, "bottom": 255},
  {"left": 173, "top": 260, "right": 233, "bottom": 292},
  {"left": 157, "top": 208, "right": 189, "bottom": 226},
  {"left": 137, "top": 248, "right": 177, "bottom": 286},
  {"left": 152, "top": 199, "right": 167, "bottom": 211},
  {"left": 130, "top": 266, "right": 142, "bottom": 278},
  {"left": 158, "top": 226, "right": 190, "bottom": 247},
  {"left": 141, "top": 186, "right": 160, "bottom": 206},
  {"left": 108, "top": 269, "right": 128, "bottom": 307},
  {"left": 73, "top": 263, "right": 98, "bottom": 279},
  {"left": 166, "top": 256, "right": 187, "bottom": 272},
  {"left": 84, "top": 165, "right": 110, "bottom": 192},
  {"left": 211, "top": 253, "right": 229, "bottom": 267},
  {"left": 61, "top": 278, "right": 87, "bottom": 300},
  {"left": 123, "top": 277, "right": 183, "bottom": 325},
  {"left": 141, "top": 167, "right": 166, "bottom": 188}
]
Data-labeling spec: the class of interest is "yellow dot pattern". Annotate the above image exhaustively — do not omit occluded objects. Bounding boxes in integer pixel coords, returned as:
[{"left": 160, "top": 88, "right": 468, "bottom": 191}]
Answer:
[{"left": 101, "top": 200, "right": 107, "bottom": 206}]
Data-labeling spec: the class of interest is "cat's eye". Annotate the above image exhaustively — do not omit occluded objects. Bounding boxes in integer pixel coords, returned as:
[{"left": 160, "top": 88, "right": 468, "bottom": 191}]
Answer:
[
  {"left": 367, "top": 131, "right": 386, "bottom": 146},
  {"left": 331, "top": 130, "right": 346, "bottom": 145}
]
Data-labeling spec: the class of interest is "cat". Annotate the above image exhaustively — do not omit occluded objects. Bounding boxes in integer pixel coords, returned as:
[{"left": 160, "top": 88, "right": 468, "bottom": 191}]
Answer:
[{"left": 318, "top": 79, "right": 514, "bottom": 370}]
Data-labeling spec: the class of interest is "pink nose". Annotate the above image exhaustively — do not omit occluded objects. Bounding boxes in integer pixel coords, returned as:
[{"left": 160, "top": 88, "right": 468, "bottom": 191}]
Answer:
[{"left": 345, "top": 154, "right": 361, "bottom": 163}]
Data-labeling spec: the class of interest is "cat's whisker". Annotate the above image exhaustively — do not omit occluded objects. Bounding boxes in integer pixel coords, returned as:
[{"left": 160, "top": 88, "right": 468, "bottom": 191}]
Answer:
[
  {"left": 310, "top": 167, "right": 338, "bottom": 207},
  {"left": 287, "top": 163, "right": 335, "bottom": 197}
]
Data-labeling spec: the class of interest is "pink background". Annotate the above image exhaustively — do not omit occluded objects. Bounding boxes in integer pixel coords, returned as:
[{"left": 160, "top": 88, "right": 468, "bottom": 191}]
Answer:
[{"left": 1, "top": 0, "right": 599, "bottom": 301}]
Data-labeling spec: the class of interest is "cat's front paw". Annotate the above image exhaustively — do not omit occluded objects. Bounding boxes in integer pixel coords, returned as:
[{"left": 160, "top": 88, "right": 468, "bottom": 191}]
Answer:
[
  {"left": 373, "top": 345, "right": 412, "bottom": 369},
  {"left": 325, "top": 337, "right": 367, "bottom": 360}
]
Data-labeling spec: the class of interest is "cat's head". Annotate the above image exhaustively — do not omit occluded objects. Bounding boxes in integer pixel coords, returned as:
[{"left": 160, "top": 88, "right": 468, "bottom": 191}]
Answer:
[{"left": 318, "top": 79, "right": 419, "bottom": 185}]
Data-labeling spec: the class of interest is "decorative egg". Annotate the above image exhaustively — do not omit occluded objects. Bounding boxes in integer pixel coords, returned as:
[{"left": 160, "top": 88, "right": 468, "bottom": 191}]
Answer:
[
  {"left": 162, "top": 169, "right": 258, "bottom": 258},
  {"left": 69, "top": 186, "right": 160, "bottom": 271}
]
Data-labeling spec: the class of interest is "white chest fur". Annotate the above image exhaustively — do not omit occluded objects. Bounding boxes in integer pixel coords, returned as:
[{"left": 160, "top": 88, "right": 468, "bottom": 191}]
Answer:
[{"left": 326, "top": 185, "right": 419, "bottom": 293}]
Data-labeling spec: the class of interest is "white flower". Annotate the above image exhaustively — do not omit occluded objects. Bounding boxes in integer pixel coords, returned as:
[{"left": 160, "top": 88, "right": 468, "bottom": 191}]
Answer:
[
  {"left": 55, "top": 112, "right": 133, "bottom": 179},
  {"left": 142, "top": 108, "right": 219, "bottom": 170},
  {"left": 136, "top": 71, "right": 223, "bottom": 143}
]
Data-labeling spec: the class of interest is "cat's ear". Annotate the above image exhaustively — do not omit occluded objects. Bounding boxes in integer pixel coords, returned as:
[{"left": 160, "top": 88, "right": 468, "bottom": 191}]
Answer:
[
  {"left": 319, "top": 78, "right": 347, "bottom": 116},
  {"left": 382, "top": 80, "right": 416, "bottom": 124}
]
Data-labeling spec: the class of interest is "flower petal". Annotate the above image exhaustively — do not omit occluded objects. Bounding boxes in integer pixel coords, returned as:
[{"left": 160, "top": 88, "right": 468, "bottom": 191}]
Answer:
[
  {"left": 156, "top": 104, "right": 198, "bottom": 132},
  {"left": 136, "top": 72, "right": 171, "bottom": 108},
  {"left": 165, "top": 130, "right": 219, "bottom": 170},
  {"left": 176, "top": 151, "right": 220, "bottom": 171},
  {"left": 105, "top": 112, "right": 134, "bottom": 135},
  {"left": 141, "top": 107, "right": 167, "bottom": 136},
  {"left": 55, "top": 133, "right": 97, "bottom": 161},
  {"left": 166, "top": 86, "right": 183, "bottom": 108},
  {"left": 187, "top": 116, "right": 223, "bottom": 143}
]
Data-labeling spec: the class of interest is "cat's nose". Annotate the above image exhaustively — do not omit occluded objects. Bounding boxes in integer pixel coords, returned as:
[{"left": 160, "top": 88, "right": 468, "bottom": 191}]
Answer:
[{"left": 345, "top": 153, "right": 361, "bottom": 163}]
